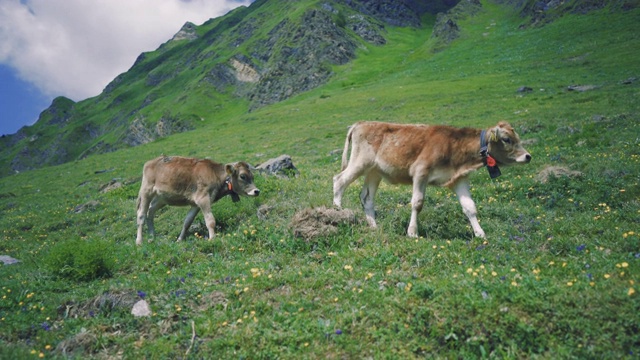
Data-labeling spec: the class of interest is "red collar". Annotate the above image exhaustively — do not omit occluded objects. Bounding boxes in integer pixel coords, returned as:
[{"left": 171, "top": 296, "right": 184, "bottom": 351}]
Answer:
[{"left": 480, "top": 129, "right": 501, "bottom": 179}]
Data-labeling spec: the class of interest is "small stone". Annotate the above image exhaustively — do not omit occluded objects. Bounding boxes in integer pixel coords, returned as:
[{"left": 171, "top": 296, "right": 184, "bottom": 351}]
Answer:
[
  {"left": 131, "top": 300, "right": 152, "bottom": 317},
  {"left": 0, "top": 255, "right": 20, "bottom": 265}
]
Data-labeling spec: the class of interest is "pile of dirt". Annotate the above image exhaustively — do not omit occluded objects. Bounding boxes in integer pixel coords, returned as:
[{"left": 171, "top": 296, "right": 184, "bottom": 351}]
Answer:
[
  {"left": 291, "top": 206, "right": 357, "bottom": 240},
  {"left": 535, "top": 165, "right": 583, "bottom": 183}
]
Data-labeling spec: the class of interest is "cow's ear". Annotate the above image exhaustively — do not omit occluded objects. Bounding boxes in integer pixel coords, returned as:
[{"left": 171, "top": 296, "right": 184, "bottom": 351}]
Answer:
[
  {"left": 495, "top": 122, "right": 516, "bottom": 139},
  {"left": 225, "top": 164, "right": 235, "bottom": 175},
  {"left": 492, "top": 122, "right": 510, "bottom": 140},
  {"left": 490, "top": 127, "right": 499, "bottom": 142}
]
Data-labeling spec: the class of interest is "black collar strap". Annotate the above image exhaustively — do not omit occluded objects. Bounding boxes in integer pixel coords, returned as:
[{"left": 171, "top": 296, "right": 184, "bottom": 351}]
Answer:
[
  {"left": 480, "top": 129, "right": 501, "bottom": 179},
  {"left": 225, "top": 177, "right": 241, "bottom": 202}
]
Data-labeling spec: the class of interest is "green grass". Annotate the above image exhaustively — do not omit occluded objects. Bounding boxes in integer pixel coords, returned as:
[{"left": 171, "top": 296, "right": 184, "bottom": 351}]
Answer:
[{"left": 1, "top": 3, "right": 639, "bottom": 358}]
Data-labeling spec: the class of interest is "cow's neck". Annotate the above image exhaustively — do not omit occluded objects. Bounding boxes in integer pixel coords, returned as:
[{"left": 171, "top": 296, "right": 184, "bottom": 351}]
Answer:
[
  {"left": 442, "top": 129, "right": 495, "bottom": 188},
  {"left": 222, "top": 177, "right": 240, "bottom": 202},
  {"left": 479, "top": 129, "right": 501, "bottom": 179}
]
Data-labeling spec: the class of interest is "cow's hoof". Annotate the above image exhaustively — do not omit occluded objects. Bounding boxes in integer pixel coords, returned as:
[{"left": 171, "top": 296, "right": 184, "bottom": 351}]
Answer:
[{"left": 474, "top": 231, "right": 486, "bottom": 238}]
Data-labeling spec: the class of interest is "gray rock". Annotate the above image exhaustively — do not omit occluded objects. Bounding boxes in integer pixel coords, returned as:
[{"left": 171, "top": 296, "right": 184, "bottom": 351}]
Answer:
[
  {"left": 0, "top": 255, "right": 20, "bottom": 265},
  {"left": 256, "top": 155, "right": 299, "bottom": 178},
  {"left": 567, "top": 84, "right": 598, "bottom": 92},
  {"left": 131, "top": 300, "right": 152, "bottom": 317}
]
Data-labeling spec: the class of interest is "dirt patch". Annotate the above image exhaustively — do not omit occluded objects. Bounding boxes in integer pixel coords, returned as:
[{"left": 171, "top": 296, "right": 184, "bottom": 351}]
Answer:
[
  {"left": 535, "top": 165, "right": 583, "bottom": 183},
  {"left": 99, "top": 179, "right": 123, "bottom": 193},
  {"left": 56, "top": 329, "right": 98, "bottom": 356},
  {"left": 290, "top": 206, "right": 357, "bottom": 240},
  {"left": 189, "top": 291, "right": 228, "bottom": 312},
  {"left": 58, "top": 290, "right": 139, "bottom": 319}
]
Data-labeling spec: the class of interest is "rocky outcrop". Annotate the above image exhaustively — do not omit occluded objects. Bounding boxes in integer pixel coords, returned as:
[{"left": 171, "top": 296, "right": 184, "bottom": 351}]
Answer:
[
  {"left": 230, "top": 57, "right": 260, "bottom": 83},
  {"left": 339, "top": 0, "right": 430, "bottom": 27},
  {"left": 247, "top": 8, "right": 360, "bottom": 108},
  {"left": 10, "top": 134, "right": 68, "bottom": 173},
  {"left": 123, "top": 114, "right": 195, "bottom": 147},
  {"left": 431, "top": 0, "right": 482, "bottom": 51},
  {"left": 171, "top": 22, "right": 198, "bottom": 42},
  {"left": 495, "top": 0, "right": 639, "bottom": 26}
]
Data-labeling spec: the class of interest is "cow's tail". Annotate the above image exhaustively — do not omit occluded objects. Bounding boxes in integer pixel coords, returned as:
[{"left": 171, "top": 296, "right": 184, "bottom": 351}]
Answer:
[{"left": 341, "top": 124, "right": 356, "bottom": 171}]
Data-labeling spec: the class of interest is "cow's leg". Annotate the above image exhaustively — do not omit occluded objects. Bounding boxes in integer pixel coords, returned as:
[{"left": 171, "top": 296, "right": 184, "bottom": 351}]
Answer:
[
  {"left": 136, "top": 191, "right": 152, "bottom": 246},
  {"left": 333, "top": 164, "right": 367, "bottom": 208},
  {"left": 146, "top": 197, "right": 167, "bottom": 240},
  {"left": 407, "top": 178, "right": 427, "bottom": 238},
  {"left": 178, "top": 206, "right": 200, "bottom": 241},
  {"left": 193, "top": 196, "right": 216, "bottom": 240},
  {"left": 453, "top": 179, "right": 485, "bottom": 238},
  {"left": 360, "top": 172, "right": 382, "bottom": 228}
]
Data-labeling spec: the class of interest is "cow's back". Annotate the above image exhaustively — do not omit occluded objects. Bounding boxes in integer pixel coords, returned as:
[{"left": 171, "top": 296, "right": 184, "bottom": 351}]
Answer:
[
  {"left": 143, "top": 156, "right": 222, "bottom": 193},
  {"left": 357, "top": 122, "right": 478, "bottom": 161}
]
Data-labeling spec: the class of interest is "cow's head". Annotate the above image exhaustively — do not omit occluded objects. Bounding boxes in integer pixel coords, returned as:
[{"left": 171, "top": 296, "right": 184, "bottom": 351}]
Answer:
[
  {"left": 487, "top": 121, "right": 532, "bottom": 166},
  {"left": 226, "top": 162, "right": 260, "bottom": 197}
]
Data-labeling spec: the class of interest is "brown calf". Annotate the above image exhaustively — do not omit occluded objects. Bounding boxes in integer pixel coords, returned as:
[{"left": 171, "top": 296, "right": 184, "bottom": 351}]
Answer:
[
  {"left": 333, "top": 121, "right": 531, "bottom": 238},
  {"left": 136, "top": 156, "right": 260, "bottom": 245}
]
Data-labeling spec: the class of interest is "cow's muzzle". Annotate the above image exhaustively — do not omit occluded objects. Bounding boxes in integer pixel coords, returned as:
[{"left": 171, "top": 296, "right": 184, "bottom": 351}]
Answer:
[
  {"left": 517, "top": 153, "right": 532, "bottom": 163},
  {"left": 247, "top": 188, "right": 260, "bottom": 196}
]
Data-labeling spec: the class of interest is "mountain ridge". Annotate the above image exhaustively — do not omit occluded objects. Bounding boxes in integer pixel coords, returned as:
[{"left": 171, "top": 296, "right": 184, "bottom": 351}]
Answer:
[{"left": 0, "top": 0, "right": 635, "bottom": 177}]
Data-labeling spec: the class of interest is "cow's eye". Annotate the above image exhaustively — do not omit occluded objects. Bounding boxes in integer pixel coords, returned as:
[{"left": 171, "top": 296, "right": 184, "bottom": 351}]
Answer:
[
  {"left": 502, "top": 137, "right": 512, "bottom": 144},
  {"left": 240, "top": 174, "right": 248, "bottom": 181}
]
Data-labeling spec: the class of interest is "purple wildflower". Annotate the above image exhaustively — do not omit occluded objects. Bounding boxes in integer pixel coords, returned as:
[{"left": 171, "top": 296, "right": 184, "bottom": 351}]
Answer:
[
  {"left": 335, "top": 329, "right": 343, "bottom": 335},
  {"left": 576, "top": 244, "right": 586, "bottom": 252},
  {"left": 137, "top": 290, "right": 147, "bottom": 299},
  {"left": 41, "top": 322, "right": 51, "bottom": 331}
]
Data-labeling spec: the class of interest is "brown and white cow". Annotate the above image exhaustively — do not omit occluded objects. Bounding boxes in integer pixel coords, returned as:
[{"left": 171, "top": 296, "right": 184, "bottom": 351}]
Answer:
[
  {"left": 333, "top": 121, "right": 531, "bottom": 238},
  {"left": 136, "top": 156, "right": 260, "bottom": 245}
]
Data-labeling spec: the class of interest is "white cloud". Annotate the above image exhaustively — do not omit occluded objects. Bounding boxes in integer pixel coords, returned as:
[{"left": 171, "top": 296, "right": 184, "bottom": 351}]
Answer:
[{"left": 0, "top": 0, "right": 251, "bottom": 101}]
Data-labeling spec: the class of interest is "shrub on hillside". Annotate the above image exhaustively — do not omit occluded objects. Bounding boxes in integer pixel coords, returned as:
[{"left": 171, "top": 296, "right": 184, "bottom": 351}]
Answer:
[{"left": 45, "top": 239, "right": 114, "bottom": 281}]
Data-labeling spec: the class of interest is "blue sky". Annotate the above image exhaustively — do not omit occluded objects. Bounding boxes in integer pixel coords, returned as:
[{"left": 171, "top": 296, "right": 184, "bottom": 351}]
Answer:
[
  {"left": 0, "top": 0, "right": 251, "bottom": 137},
  {"left": 0, "top": 64, "right": 50, "bottom": 135}
]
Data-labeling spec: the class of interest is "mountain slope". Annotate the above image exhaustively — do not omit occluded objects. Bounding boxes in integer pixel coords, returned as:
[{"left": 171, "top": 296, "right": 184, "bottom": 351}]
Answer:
[{"left": 0, "top": 0, "right": 459, "bottom": 177}]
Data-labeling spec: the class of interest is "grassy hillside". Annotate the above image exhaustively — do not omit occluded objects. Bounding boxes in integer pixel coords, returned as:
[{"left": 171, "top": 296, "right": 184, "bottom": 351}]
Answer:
[{"left": 1, "top": 2, "right": 639, "bottom": 358}]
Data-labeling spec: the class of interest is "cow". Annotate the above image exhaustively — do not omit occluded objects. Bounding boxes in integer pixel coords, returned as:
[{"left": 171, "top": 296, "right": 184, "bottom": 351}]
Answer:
[
  {"left": 136, "top": 156, "right": 260, "bottom": 245},
  {"left": 333, "top": 121, "right": 531, "bottom": 238}
]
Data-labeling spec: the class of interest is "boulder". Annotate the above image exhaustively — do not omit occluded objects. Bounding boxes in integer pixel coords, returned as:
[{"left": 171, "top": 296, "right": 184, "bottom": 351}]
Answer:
[{"left": 256, "top": 155, "right": 299, "bottom": 178}]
